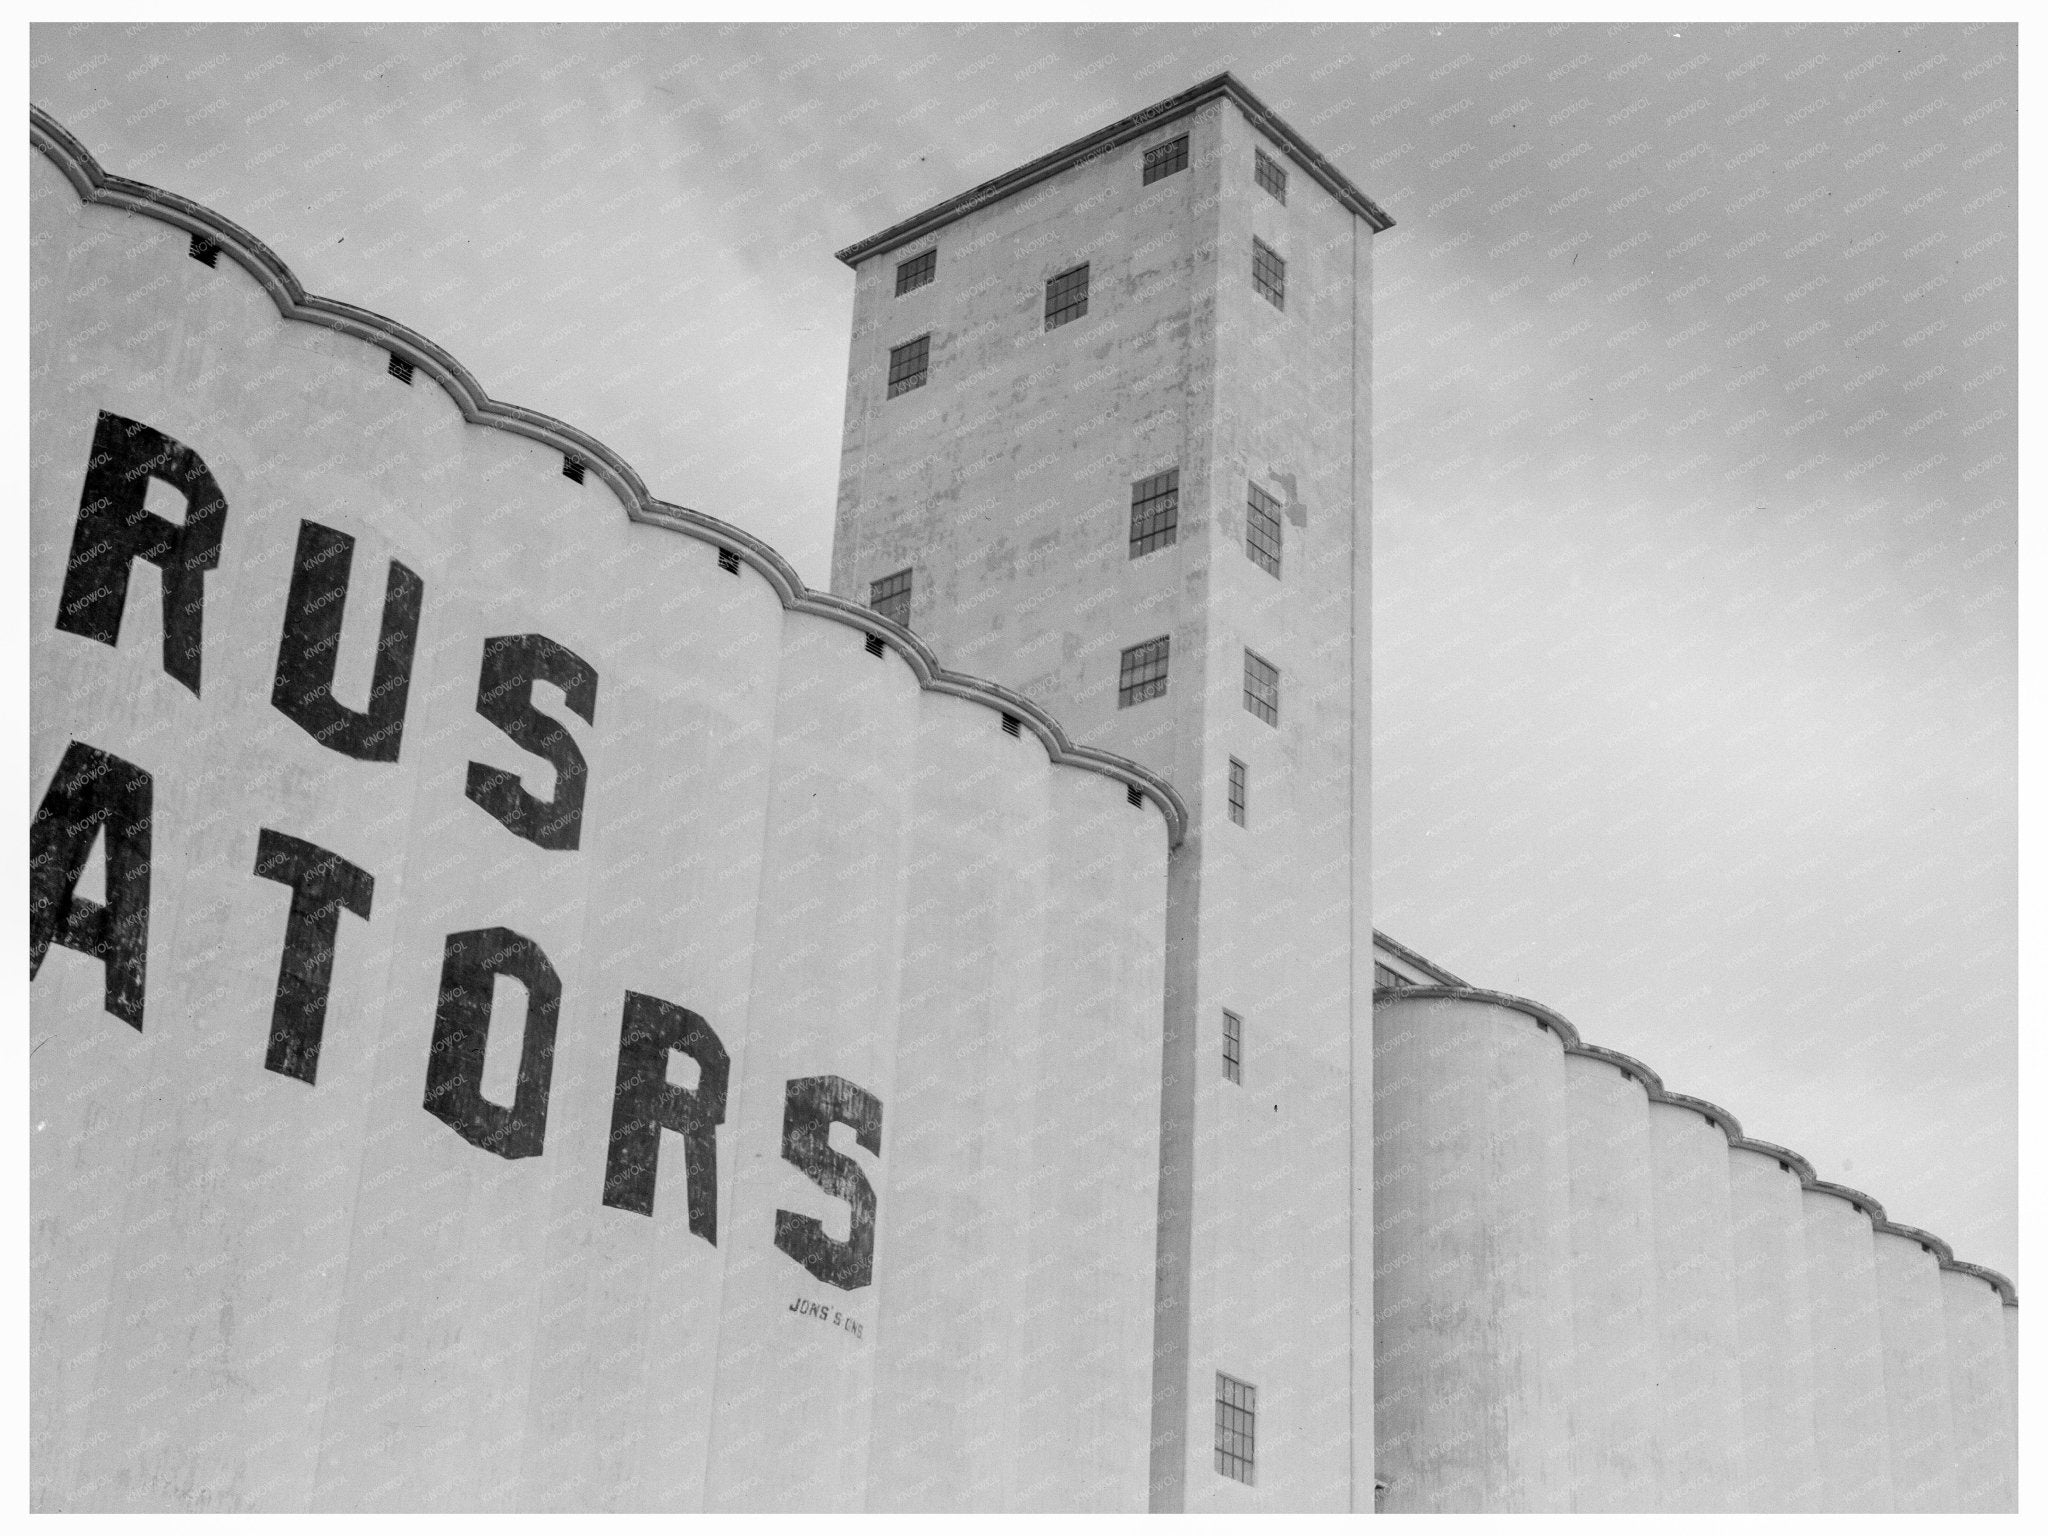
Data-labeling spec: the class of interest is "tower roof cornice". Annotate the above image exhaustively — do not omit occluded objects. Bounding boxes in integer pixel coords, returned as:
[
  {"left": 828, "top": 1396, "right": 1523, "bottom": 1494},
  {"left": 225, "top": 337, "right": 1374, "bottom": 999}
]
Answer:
[{"left": 834, "top": 71, "right": 1395, "bottom": 269}]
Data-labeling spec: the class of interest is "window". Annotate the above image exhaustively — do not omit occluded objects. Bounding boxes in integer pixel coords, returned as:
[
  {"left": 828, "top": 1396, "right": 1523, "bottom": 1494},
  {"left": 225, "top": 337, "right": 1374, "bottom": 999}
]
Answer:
[
  {"left": 886, "top": 335, "right": 930, "bottom": 398},
  {"left": 1118, "top": 636, "right": 1170, "bottom": 707},
  {"left": 1227, "top": 758, "right": 1248, "bottom": 827},
  {"left": 1142, "top": 134, "right": 1189, "bottom": 184},
  {"left": 1243, "top": 650, "right": 1279, "bottom": 726},
  {"left": 1254, "top": 147, "right": 1288, "bottom": 203},
  {"left": 1129, "top": 468, "right": 1180, "bottom": 557},
  {"left": 1245, "top": 482, "right": 1282, "bottom": 577},
  {"left": 1215, "top": 1373, "right": 1256, "bottom": 1484},
  {"left": 895, "top": 248, "right": 936, "bottom": 295},
  {"left": 869, "top": 568, "right": 912, "bottom": 628},
  {"left": 1252, "top": 238, "right": 1286, "bottom": 310},
  {"left": 1373, "top": 962, "right": 1409, "bottom": 990},
  {"left": 1222, "top": 1009, "right": 1243, "bottom": 1083},
  {"left": 1044, "top": 263, "right": 1090, "bottom": 329}
]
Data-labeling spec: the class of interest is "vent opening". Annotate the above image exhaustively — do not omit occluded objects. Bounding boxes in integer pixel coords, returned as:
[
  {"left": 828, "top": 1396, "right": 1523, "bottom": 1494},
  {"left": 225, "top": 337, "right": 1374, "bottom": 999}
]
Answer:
[
  {"left": 1126, "top": 785, "right": 1143, "bottom": 808},
  {"left": 1001, "top": 713, "right": 1021, "bottom": 737},
  {"left": 717, "top": 547, "right": 741, "bottom": 575},
  {"left": 188, "top": 234, "right": 219, "bottom": 268},
  {"left": 865, "top": 633, "right": 884, "bottom": 658},
  {"left": 387, "top": 353, "right": 414, "bottom": 385},
  {"left": 562, "top": 456, "right": 586, "bottom": 484},
  {"left": 1778, "top": 1159, "right": 1790, "bottom": 1172}
]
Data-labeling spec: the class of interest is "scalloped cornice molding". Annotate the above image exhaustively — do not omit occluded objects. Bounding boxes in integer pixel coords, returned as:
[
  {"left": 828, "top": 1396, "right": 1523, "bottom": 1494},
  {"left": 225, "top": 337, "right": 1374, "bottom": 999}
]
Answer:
[
  {"left": 29, "top": 105, "right": 1189, "bottom": 850},
  {"left": 1373, "top": 983, "right": 2016, "bottom": 1305}
]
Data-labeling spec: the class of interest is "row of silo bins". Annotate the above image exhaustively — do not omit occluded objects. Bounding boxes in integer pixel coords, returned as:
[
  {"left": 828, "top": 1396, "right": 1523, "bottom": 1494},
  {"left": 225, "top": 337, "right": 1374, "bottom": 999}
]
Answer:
[{"left": 1373, "top": 986, "right": 2017, "bottom": 1513}]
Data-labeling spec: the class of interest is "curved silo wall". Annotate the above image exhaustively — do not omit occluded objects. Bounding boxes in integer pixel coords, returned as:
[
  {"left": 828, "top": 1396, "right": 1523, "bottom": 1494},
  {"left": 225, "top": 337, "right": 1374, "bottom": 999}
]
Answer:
[
  {"left": 1371, "top": 979, "right": 2014, "bottom": 1514},
  {"left": 1800, "top": 1189, "right": 1894, "bottom": 1510},
  {"left": 1373, "top": 992, "right": 1572, "bottom": 1512},
  {"left": 1646, "top": 1101, "right": 1743, "bottom": 1511},
  {"left": 1559, "top": 1051, "right": 1659, "bottom": 1510},
  {"left": 1939, "top": 1268, "right": 2016, "bottom": 1510},
  {"left": 1725, "top": 1147, "right": 1820, "bottom": 1511},
  {"left": 1872, "top": 1230, "right": 1957, "bottom": 1510},
  {"left": 28, "top": 124, "right": 1175, "bottom": 1513}
]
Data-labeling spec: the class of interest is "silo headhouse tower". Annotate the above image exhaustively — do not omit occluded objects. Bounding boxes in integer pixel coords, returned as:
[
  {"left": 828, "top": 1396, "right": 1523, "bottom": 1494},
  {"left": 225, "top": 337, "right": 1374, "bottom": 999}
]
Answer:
[{"left": 831, "top": 73, "right": 1388, "bottom": 1512}]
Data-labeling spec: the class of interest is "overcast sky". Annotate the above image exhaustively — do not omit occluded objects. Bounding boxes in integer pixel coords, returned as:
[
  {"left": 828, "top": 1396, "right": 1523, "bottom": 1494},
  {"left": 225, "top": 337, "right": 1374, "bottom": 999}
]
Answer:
[{"left": 30, "top": 21, "right": 2017, "bottom": 1280}]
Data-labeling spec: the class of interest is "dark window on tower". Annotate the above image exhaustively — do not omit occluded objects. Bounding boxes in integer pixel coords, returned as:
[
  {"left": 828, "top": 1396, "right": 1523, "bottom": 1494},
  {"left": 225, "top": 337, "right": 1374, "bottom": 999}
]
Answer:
[
  {"left": 895, "top": 248, "right": 937, "bottom": 295},
  {"left": 1216, "top": 1373, "right": 1256, "bottom": 1484},
  {"left": 1129, "top": 468, "right": 1180, "bottom": 557},
  {"left": 1245, "top": 482, "right": 1282, "bottom": 577},
  {"left": 1254, "top": 147, "right": 1288, "bottom": 203},
  {"left": 1044, "top": 263, "right": 1090, "bottom": 329},
  {"left": 1227, "top": 758, "right": 1248, "bottom": 827},
  {"left": 1118, "top": 636, "right": 1170, "bottom": 707},
  {"left": 1222, "top": 1009, "right": 1243, "bottom": 1083},
  {"left": 1252, "top": 238, "right": 1286, "bottom": 310},
  {"left": 1243, "top": 650, "right": 1279, "bottom": 726},
  {"left": 887, "top": 335, "right": 930, "bottom": 398},
  {"left": 1143, "top": 134, "right": 1189, "bottom": 184},
  {"left": 869, "top": 568, "right": 912, "bottom": 628}
]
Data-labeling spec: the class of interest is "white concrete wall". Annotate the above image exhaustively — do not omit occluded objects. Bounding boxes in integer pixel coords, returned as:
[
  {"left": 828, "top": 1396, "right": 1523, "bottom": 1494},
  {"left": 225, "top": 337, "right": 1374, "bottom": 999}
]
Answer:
[
  {"left": 1373, "top": 994, "right": 1573, "bottom": 1512},
  {"left": 1646, "top": 1102, "right": 1743, "bottom": 1511},
  {"left": 1559, "top": 1052, "right": 1660, "bottom": 1509},
  {"left": 2001, "top": 1304, "right": 2018, "bottom": 1498},
  {"left": 1725, "top": 1148, "right": 1821, "bottom": 1510},
  {"left": 1872, "top": 1231, "right": 1957, "bottom": 1510},
  {"left": 1800, "top": 1189, "right": 1894, "bottom": 1510},
  {"left": 30, "top": 142, "right": 1170, "bottom": 1512},
  {"left": 1373, "top": 984, "right": 2015, "bottom": 1514},
  {"left": 1939, "top": 1268, "right": 2016, "bottom": 1510}
]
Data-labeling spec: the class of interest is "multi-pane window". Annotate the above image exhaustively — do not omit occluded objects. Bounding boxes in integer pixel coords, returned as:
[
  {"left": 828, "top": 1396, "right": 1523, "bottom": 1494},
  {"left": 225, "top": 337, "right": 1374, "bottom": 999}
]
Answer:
[
  {"left": 1254, "top": 146, "right": 1288, "bottom": 203},
  {"left": 895, "top": 248, "right": 936, "bottom": 295},
  {"left": 1245, "top": 482, "right": 1282, "bottom": 577},
  {"left": 1129, "top": 468, "right": 1180, "bottom": 557},
  {"left": 1243, "top": 650, "right": 1279, "bottom": 726},
  {"left": 1252, "top": 238, "right": 1286, "bottom": 310},
  {"left": 869, "top": 568, "right": 912, "bottom": 628},
  {"left": 1044, "top": 263, "right": 1090, "bottom": 329},
  {"left": 1227, "top": 758, "right": 1248, "bottom": 827},
  {"left": 1118, "top": 636, "right": 1170, "bottom": 707},
  {"left": 887, "top": 335, "right": 930, "bottom": 398},
  {"left": 1222, "top": 1009, "right": 1243, "bottom": 1083},
  {"left": 1216, "top": 1373, "right": 1256, "bottom": 1484},
  {"left": 1374, "top": 962, "right": 1411, "bottom": 990},
  {"left": 1142, "top": 134, "right": 1189, "bottom": 184}
]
